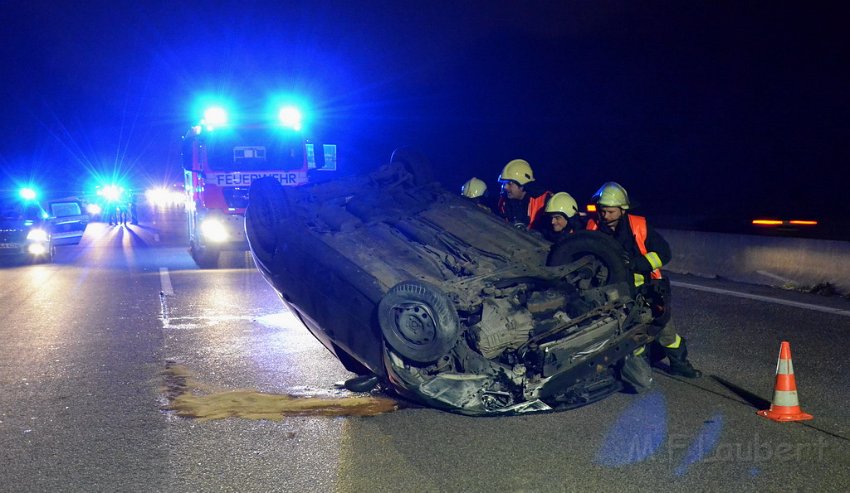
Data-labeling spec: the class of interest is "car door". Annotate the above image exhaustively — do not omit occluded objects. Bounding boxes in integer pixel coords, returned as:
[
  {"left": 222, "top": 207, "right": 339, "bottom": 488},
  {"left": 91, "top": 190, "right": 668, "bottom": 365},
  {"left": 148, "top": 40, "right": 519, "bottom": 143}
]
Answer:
[{"left": 48, "top": 199, "right": 89, "bottom": 245}]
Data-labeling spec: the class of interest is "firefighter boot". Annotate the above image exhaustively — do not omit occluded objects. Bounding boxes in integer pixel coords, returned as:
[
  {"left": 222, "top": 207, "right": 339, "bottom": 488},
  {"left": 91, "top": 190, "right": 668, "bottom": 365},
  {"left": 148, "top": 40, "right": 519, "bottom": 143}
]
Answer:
[{"left": 664, "top": 338, "right": 702, "bottom": 378}]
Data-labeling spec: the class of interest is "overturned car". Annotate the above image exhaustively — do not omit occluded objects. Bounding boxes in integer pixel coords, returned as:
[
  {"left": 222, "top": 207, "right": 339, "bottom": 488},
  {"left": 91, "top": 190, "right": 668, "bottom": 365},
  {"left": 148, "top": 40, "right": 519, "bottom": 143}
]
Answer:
[{"left": 246, "top": 149, "right": 659, "bottom": 415}]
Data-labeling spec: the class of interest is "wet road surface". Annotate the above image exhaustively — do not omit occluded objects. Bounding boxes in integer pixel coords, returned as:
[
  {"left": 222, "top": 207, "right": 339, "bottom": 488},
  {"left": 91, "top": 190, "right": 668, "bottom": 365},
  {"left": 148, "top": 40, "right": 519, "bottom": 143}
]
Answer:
[{"left": 0, "top": 205, "right": 848, "bottom": 492}]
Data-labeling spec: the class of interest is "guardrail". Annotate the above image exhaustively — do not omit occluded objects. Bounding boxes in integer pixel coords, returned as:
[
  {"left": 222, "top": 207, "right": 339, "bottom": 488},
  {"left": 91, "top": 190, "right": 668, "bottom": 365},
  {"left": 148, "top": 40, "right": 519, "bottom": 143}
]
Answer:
[{"left": 659, "top": 229, "right": 850, "bottom": 296}]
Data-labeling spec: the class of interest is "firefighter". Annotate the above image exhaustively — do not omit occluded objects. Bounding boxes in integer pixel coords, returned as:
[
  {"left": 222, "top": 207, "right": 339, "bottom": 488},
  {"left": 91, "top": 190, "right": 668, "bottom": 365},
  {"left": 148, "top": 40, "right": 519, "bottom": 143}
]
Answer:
[
  {"left": 497, "top": 159, "right": 552, "bottom": 231},
  {"left": 587, "top": 181, "right": 702, "bottom": 381},
  {"left": 543, "top": 191, "right": 583, "bottom": 242},
  {"left": 128, "top": 193, "right": 138, "bottom": 225},
  {"left": 461, "top": 177, "right": 491, "bottom": 212}
]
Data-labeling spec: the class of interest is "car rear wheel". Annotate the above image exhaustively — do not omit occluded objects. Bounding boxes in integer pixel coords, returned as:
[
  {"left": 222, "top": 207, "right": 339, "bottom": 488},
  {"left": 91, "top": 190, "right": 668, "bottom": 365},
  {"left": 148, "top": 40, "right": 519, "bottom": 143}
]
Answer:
[
  {"left": 246, "top": 177, "right": 291, "bottom": 265},
  {"left": 546, "top": 230, "right": 631, "bottom": 288},
  {"left": 378, "top": 280, "right": 460, "bottom": 364}
]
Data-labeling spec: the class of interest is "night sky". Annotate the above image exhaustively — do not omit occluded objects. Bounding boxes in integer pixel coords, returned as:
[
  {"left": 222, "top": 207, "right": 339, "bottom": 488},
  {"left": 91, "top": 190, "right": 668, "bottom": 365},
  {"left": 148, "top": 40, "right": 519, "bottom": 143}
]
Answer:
[{"left": 2, "top": 1, "right": 848, "bottom": 234}]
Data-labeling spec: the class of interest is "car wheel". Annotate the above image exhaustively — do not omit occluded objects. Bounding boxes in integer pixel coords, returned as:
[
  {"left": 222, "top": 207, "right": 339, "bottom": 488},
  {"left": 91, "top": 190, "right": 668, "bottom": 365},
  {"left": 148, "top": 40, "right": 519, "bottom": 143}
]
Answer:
[
  {"left": 546, "top": 230, "right": 630, "bottom": 287},
  {"left": 390, "top": 146, "right": 434, "bottom": 186},
  {"left": 378, "top": 280, "right": 460, "bottom": 364},
  {"left": 246, "top": 177, "right": 291, "bottom": 265}
]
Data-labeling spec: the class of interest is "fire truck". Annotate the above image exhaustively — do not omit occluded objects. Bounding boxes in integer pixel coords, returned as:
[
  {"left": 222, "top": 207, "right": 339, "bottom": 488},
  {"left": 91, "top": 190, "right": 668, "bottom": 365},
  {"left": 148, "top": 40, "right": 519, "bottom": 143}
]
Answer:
[{"left": 182, "top": 103, "right": 336, "bottom": 267}]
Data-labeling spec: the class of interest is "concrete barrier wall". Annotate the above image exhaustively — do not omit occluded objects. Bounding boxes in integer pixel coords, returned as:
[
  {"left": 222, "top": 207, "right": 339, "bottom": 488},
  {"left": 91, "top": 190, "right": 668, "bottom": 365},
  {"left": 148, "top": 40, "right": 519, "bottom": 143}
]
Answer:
[{"left": 658, "top": 229, "right": 850, "bottom": 295}]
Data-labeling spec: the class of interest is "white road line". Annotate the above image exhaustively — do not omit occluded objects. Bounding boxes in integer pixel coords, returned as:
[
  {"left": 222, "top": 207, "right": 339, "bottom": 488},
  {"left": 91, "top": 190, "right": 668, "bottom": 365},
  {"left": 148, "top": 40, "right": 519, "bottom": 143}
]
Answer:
[
  {"left": 154, "top": 233, "right": 160, "bottom": 242},
  {"left": 159, "top": 267, "right": 174, "bottom": 296},
  {"left": 671, "top": 281, "right": 850, "bottom": 317}
]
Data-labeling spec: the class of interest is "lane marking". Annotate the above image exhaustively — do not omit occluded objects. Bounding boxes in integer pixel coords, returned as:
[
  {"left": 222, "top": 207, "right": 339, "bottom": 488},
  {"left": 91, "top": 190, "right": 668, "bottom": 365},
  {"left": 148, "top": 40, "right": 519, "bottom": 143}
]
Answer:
[
  {"left": 671, "top": 281, "right": 850, "bottom": 317},
  {"left": 154, "top": 233, "right": 160, "bottom": 242},
  {"left": 159, "top": 267, "right": 174, "bottom": 296}
]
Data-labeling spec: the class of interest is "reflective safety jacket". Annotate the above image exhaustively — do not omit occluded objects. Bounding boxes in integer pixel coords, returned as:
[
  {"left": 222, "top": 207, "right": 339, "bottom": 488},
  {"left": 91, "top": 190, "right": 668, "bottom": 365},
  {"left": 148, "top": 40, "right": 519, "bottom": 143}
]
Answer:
[
  {"left": 498, "top": 186, "right": 552, "bottom": 231},
  {"left": 587, "top": 214, "right": 666, "bottom": 286}
]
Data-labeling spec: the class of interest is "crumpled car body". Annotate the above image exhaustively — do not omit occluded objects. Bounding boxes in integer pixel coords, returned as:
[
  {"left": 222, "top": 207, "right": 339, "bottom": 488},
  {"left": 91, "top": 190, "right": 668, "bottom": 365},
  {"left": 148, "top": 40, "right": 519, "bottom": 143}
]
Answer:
[{"left": 246, "top": 150, "right": 659, "bottom": 415}]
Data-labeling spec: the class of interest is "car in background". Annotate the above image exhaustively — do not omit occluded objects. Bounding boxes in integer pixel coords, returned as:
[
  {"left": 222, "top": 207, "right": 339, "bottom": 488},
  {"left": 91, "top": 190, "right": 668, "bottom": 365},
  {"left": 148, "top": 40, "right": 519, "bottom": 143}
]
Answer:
[
  {"left": 0, "top": 200, "right": 53, "bottom": 264},
  {"left": 46, "top": 197, "right": 89, "bottom": 245}
]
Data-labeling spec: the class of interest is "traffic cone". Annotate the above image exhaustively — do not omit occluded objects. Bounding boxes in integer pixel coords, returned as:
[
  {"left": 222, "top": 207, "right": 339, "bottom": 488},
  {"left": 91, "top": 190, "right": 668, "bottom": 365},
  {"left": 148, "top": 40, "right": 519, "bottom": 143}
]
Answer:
[{"left": 757, "top": 341, "right": 813, "bottom": 422}]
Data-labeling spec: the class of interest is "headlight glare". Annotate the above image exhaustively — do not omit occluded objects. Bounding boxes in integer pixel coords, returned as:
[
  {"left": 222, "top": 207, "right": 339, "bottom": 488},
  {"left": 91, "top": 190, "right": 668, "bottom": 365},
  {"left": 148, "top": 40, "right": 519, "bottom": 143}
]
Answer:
[
  {"left": 27, "top": 228, "right": 49, "bottom": 242},
  {"left": 28, "top": 243, "right": 48, "bottom": 255},
  {"left": 200, "top": 218, "right": 229, "bottom": 242}
]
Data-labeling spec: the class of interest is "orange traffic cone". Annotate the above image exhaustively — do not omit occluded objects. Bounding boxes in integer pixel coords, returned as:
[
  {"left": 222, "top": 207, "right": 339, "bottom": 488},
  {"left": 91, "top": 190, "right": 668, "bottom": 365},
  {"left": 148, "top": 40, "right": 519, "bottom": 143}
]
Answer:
[{"left": 757, "top": 341, "right": 813, "bottom": 422}]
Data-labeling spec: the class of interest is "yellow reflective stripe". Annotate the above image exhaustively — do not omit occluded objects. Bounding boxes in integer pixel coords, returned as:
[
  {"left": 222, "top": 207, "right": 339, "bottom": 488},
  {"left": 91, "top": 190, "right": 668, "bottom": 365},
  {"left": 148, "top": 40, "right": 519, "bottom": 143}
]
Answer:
[
  {"left": 633, "top": 273, "right": 645, "bottom": 287},
  {"left": 645, "top": 252, "right": 663, "bottom": 270},
  {"left": 663, "top": 334, "right": 682, "bottom": 349},
  {"left": 633, "top": 346, "right": 645, "bottom": 356}
]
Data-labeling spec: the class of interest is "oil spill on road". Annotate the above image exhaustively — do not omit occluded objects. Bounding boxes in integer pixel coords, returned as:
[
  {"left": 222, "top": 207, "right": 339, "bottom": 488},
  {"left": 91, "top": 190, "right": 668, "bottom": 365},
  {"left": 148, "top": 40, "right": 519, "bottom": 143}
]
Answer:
[{"left": 160, "top": 361, "right": 400, "bottom": 421}]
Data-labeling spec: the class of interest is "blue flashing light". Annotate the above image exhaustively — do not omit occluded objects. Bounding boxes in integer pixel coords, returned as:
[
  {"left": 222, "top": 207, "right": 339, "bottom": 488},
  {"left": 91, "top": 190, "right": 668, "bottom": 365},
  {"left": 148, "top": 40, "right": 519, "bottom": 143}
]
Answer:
[
  {"left": 19, "top": 188, "right": 38, "bottom": 201},
  {"left": 99, "top": 184, "right": 125, "bottom": 202},
  {"left": 202, "top": 106, "right": 229, "bottom": 130},
  {"left": 278, "top": 106, "right": 303, "bottom": 131}
]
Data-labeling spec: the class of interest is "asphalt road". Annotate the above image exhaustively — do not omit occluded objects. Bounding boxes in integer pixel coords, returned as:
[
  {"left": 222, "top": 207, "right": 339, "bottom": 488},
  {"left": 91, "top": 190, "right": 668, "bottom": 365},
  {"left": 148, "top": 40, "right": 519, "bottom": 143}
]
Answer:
[{"left": 1, "top": 206, "right": 848, "bottom": 492}]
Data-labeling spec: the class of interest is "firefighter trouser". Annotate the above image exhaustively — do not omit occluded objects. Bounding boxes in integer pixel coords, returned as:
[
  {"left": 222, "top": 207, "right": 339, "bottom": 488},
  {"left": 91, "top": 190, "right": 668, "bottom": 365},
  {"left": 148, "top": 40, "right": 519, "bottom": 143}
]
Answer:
[
  {"left": 633, "top": 306, "right": 680, "bottom": 355},
  {"left": 656, "top": 320, "right": 680, "bottom": 348}
]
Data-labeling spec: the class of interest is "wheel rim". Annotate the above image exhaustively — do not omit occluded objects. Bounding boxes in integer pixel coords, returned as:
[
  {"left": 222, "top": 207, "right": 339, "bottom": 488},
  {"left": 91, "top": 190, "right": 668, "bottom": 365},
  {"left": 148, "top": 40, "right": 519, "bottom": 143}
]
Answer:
[
  {"left": 391, "top": 302, "right": 436, "bottom": 346},
  {"left": 580, "top": 255, "right": 612, "bottom": 288}
]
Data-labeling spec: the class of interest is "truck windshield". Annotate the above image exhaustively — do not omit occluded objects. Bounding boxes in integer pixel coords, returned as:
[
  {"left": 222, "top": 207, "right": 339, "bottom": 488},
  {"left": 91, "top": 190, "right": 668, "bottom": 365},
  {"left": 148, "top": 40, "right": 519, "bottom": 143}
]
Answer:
[{"left": 203, "top": 127, "right": 305, "bottom": 172}]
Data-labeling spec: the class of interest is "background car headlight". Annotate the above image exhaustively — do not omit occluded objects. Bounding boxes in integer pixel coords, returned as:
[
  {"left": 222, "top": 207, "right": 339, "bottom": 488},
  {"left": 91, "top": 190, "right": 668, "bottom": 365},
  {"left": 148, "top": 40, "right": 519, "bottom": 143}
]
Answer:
[
  {"left": 200, "top": 218, "right": 229, "bottom": 242},
  {"left": 27, "top": 243, "right": 48, "bottom": 255},
  {"left": 26, "top": 228, "right": 49, "bottom": 242}
]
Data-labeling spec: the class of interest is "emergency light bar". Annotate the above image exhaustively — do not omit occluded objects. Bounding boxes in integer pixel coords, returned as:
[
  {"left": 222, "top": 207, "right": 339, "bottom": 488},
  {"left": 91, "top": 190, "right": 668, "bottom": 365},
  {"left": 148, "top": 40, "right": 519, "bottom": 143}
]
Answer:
[
  {"left": 98, "top": 184, "right": 125, "bottom": 202},
  {"left": 19, "top": 188, "right": 38, "bottom": 201},
  {"left": 202, "top": 106, "right": 229, "bottom": 130},
  {"left": 278, "top": 106, "right": 302, "bottom": 131}
]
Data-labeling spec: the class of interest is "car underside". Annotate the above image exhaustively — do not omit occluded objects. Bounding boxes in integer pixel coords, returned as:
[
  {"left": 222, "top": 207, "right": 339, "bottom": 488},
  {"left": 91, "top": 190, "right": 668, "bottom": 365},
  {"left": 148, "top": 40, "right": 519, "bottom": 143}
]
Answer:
[{"left": 246, "top": 149, "right": 659, "bottom": 415}]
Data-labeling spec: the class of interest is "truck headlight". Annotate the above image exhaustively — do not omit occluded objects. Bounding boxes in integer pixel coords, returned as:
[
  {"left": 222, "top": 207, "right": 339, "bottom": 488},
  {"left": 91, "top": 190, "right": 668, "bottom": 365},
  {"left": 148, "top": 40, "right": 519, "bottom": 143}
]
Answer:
[
  {"left": 200, "top": 218, "right": 229, "bottom": 242},
  {"left": 26, "top": 228, "right": 49, "bottom": 242}
]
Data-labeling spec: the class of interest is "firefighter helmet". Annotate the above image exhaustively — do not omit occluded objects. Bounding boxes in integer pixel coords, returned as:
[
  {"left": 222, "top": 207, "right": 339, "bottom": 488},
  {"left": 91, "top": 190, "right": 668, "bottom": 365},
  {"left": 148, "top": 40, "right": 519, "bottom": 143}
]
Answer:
[
  {"left": 498, "top": 159, "right": 534, "bottom": 185},
  {"left": 461, "top": 177, "right": 487, "bottom": 199},
  {"left": 591, "top": 182, "right": 630, "bottom": 210},
  {"left": 545, "top": 192, "right": 579, "bottom": 218}
]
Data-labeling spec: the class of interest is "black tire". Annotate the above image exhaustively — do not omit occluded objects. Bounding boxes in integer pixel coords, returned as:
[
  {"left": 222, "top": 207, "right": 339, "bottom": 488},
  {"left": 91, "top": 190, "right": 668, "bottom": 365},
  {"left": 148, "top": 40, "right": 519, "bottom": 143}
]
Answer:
[
  {"left": 245, "top": 177, "right": 291, "bottom": 265},
  {"left": 390, "top": 146, "right": 434, "bottom": 186},
  {"left": 378, "top": 280, "right": 460, "bottom": 364},
  {"left": 546, "top": 230, "right": 630, "bottom": 287}
]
